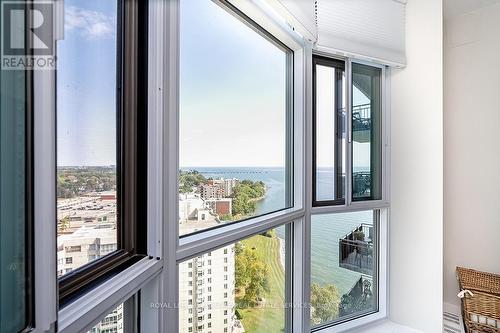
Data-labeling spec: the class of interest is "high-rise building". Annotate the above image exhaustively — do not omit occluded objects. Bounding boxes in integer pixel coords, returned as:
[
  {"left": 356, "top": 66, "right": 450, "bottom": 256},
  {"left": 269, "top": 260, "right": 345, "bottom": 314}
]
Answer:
[
  {"left": 199, "top": 184, "right": 225, "bottom": 200},
  {"left": 179, "top": 222, "right": 238, "bottom": 333},
  {"left": 223, "top": 178, "right": 239, "bottom": 197}
]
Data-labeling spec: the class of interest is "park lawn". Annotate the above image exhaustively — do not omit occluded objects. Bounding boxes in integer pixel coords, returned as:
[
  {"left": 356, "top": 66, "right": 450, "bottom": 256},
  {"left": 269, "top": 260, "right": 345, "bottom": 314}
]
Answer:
[{"left": 237, "top": 233, "right": 285, "bottom": 333}]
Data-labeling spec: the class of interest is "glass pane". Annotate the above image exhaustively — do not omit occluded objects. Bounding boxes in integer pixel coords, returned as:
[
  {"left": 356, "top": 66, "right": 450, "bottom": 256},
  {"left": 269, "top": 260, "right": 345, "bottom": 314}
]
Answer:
[
  {"left": 0, "top": 19, "right": 29, "bottom": 332},
  {"left": 352, "top": 63, "right": 382, "bottom": 201},
  {"left": 87, "top": 295, "right": 136, "bottom": 333},
  {"left": 314, "top": 61, "right": 346, "bottom": 203},
  {"left": 179, "top": 226, "right": 287, "bottom": 333},
  {"left": 179, "top": 0, "right": 291, "bottom": 236},
  {"left": 311, "top": 211, "right": 378, "bottom": 327},
  {"left": 88, "top": 303, "right": 124, "bottom": 333},
  {"left": 56, "top": 0, "right": 119, "bottom": 276}
]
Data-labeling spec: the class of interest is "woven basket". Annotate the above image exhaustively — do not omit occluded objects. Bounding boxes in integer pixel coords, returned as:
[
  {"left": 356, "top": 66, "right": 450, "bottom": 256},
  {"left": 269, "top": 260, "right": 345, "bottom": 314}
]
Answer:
[{"left": 457, "top": 267, "right": 500, "bottom": 333}]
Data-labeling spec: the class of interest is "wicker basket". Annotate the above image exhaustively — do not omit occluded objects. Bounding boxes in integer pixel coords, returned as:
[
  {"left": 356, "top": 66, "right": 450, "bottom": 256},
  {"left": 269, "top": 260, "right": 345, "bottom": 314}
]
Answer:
[{"left": 457, "top": 267, "right": 500, "bottom": 333}]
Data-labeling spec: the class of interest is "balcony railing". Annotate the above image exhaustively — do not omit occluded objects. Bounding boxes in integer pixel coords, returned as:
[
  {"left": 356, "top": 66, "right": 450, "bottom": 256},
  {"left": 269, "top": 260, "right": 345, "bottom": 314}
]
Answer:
[
  {"left": 339, "top": 224, "right": 374, "bottom": 275},
  {"left": 352, "top": 103, "right": 371, "bottom": 132}
]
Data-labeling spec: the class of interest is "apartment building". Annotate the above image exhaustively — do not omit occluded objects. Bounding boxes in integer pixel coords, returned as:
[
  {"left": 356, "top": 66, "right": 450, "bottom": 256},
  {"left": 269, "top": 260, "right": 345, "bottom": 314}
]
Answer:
[{"left": 179, "top": 222, "right": 238, "bottom": 333}]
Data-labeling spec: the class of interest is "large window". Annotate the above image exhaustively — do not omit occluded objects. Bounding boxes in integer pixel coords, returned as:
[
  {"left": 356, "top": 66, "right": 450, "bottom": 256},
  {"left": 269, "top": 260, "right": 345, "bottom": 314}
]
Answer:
[
  {"left": 179, "top": 0, "right": 293, "bottom": 236},
  {"left": 47, "top": 2, "right": 388, "bottom": 332},
  {"left": 179, "top": 225, "right": 288, "bottom": 333},
  {"left": 311, "top": 56, "right": 386, "bottom": 331},
  {"left": 56, "top": 0, "right": 148, "bottom": 303}
]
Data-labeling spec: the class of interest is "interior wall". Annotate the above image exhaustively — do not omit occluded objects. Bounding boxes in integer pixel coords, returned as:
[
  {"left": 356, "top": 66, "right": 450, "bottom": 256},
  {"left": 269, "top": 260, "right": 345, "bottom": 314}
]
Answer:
[
  {"left": 389, "top": 0, "right": 443, "bottom": 331},
  {"left": 444, "top": 3, "right": 500, "bottom": 307}
]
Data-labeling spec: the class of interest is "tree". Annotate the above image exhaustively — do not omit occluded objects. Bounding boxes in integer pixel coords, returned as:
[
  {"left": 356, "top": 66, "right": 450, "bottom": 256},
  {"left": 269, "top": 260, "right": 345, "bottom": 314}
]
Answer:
[
  {"left": 243, "top": 259, "right": 269, "bottom": 305},
  {"left": 58, "top": 215, "right": 70, "bottom": 232},
  {"left": 231, "top": 181, "right": 265, "bottom": 216},
  {"left": 179, "top": 170, "right": 207, "bottom": 194},
  {"left": 235, "top": 243, "right": 250, "bottom": 289},
  {"left": 235, "top": 243, "right": 270, "bottom": 306},
  {"left": 310, "top": 283, "right": 341, "bottom": 325}
]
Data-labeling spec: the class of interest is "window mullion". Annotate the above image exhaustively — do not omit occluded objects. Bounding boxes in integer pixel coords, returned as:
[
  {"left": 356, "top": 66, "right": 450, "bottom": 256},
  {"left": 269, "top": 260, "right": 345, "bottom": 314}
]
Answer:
[{"left": 345, "top": 59, "right": 353, "bottom": 207}]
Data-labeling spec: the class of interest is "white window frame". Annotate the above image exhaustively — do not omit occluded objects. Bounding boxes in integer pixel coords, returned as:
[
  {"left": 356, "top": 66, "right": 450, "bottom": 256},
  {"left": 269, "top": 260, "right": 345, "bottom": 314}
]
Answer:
[{"left": 32, "top": 1, "right": 391, "bottom": 333}]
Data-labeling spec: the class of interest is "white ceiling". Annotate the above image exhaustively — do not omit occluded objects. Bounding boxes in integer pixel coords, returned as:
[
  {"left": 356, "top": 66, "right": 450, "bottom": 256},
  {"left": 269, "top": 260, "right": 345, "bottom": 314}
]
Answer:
[{"left": 444, "top": 0, "right": 500, "bottom": 19}]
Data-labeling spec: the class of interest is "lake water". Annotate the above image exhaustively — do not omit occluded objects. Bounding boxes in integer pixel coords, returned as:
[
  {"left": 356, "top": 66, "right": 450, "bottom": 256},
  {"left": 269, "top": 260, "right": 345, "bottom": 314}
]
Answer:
[{"left": 189, "top": 167, "right": 373, "bottom": 295}]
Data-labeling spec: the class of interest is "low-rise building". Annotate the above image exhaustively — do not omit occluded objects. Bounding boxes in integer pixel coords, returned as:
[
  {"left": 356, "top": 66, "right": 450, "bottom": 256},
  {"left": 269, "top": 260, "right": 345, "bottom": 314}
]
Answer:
[
  {"left": 205, "top": 198, "right": 232, "bottom": 216},
  {"left": 57, "top": 224, "right": 117, "bottom": 277}
]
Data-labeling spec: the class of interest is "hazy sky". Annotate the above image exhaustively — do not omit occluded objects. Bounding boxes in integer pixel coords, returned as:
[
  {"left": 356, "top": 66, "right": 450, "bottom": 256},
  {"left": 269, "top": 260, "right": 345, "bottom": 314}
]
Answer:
[
  {"left": 180, "top": 0, "right": 287, "bottom": 167},
  {"left": 57, "top": 0, "right": 117, "bottom": 166},
  {"left": 57, "top": 0, "right": 371, "bottom": 168}
]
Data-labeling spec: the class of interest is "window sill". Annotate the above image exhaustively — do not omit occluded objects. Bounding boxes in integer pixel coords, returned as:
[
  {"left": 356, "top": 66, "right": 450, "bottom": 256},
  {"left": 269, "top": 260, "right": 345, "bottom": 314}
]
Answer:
[
  {"left": 58, "top": 257, "right": 162, "bottom": 333},
  {"left": 351, "top": 320, "right": 423, "bottom": 333}
]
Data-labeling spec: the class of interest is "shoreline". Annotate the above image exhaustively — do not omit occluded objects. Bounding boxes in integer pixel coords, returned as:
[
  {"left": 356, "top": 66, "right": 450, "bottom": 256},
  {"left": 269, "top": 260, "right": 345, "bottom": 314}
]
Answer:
[{"left": 248, "top": 194, "right": 266, "bottom": 203}]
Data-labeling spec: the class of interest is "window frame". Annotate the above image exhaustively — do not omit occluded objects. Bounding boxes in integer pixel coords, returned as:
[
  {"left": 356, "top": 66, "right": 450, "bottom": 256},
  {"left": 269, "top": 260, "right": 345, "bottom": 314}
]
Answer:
[
  {"left": 34, "top": 1, "right": 391, "bottom": 333},
  {"left": 308, "top": 55, "right": 390, "bottom": 333},
  {"left": 57, "top": 0, "right": 149, "bottom": 305},
  {"left": 351, "top": 62, "right": 383, "bottom": 202},
  {"left": 312, "top": 55, "right": 346, "bottom": 207}
]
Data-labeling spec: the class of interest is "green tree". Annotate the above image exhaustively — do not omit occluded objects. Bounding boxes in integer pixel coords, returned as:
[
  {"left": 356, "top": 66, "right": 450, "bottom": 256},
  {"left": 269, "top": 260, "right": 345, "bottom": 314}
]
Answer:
[
  {"left": 310, "top": 283, "right": 341, "bottom": 325},
  {"left": 235, "top": 244, "right": 270, "bottom": 306},
  {"left": 179, "top": 170, "right": 207, "bottom": 194},
  {"left": 243, "top": 259, "right": 269, "bottom": 305},
  {"left": 58, "top": 215, "right": 70, "bottom": 232}
]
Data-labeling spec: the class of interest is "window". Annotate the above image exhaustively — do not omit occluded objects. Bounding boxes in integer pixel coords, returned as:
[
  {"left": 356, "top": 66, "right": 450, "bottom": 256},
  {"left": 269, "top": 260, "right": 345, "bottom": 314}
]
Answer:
[
  {"left": 313, "top": 57, "right": 384, "bottom": 205},
  {"left": 311, "top": 211, "right": 379, "bottom": 327},
  {"left": 56, "top": 0, "right": 148, "bottom": 303},
  {"left": 313, "top": 56, "right": 346, "bottom": 205},
  {"left": 0, "top": 14, "right": 33, "bottom": 331},
  {"left": 179, "top": 0, "right": 293, "bottom": 236},
  {"left": 311, "top": 57, "right": 386, "bottom": 330},
  {"left": 65, "top": 246, "right": 81, "bottom": 253},
  {"left": 57, "top": 0, "right": 119, "bottom": 274},
  {"left": 178, "top": 226, "right": 288, "bottom": 333},
  {"left": 352, "top": 64, "right": 382, "bottom": 201}
]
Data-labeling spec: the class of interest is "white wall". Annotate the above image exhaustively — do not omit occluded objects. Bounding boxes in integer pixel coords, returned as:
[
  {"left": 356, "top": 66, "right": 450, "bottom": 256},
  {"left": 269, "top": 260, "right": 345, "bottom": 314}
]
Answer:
[
  {"left": 444, "top": 3, "right": 500, "bottom": 307},
  {"left": 389, "top": 0, "right": 443, "bottom": 331}
]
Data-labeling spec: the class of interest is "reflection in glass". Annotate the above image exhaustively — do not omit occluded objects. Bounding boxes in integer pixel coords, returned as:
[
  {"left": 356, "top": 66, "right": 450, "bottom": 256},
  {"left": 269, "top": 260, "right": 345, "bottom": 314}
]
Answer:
[
  {"left": 352, "top": 64, "right": 382, "bottom": 201},
  {"left": 311, "top": 211, "right": 378, "bottom": 327},
  {"left": 0, "top": 42, "right": 29, "bottom": 332},
  {"left": 179, "top": 226, "right": 287, "bottom": 333},
  {"left": 56, "top": 0, "right": 119, "bottom": 276},
  {"left": 179, "top": 0, "right": 290, "bottom": 236},
  {"left": 314, "top": 60, "right": 346, "bottom": 203}
]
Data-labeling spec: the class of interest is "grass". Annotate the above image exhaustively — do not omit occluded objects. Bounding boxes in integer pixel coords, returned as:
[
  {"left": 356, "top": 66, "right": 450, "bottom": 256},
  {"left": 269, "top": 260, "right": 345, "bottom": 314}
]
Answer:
[{"left": 237, "top": 233, "right": 285, "bottom": 333}]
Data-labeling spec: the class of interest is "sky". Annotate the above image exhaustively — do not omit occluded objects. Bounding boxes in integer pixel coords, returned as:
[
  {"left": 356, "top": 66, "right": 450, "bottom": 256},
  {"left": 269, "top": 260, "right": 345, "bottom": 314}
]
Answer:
[
  {"left": 179, "top": 0, "right": 287, "bottom": 168},
  {"left": 57, "top": 0, "right": 371, "bottom": 168},
  {"left": 57, "top": 0, "right": 117, "bottom": 166}
]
